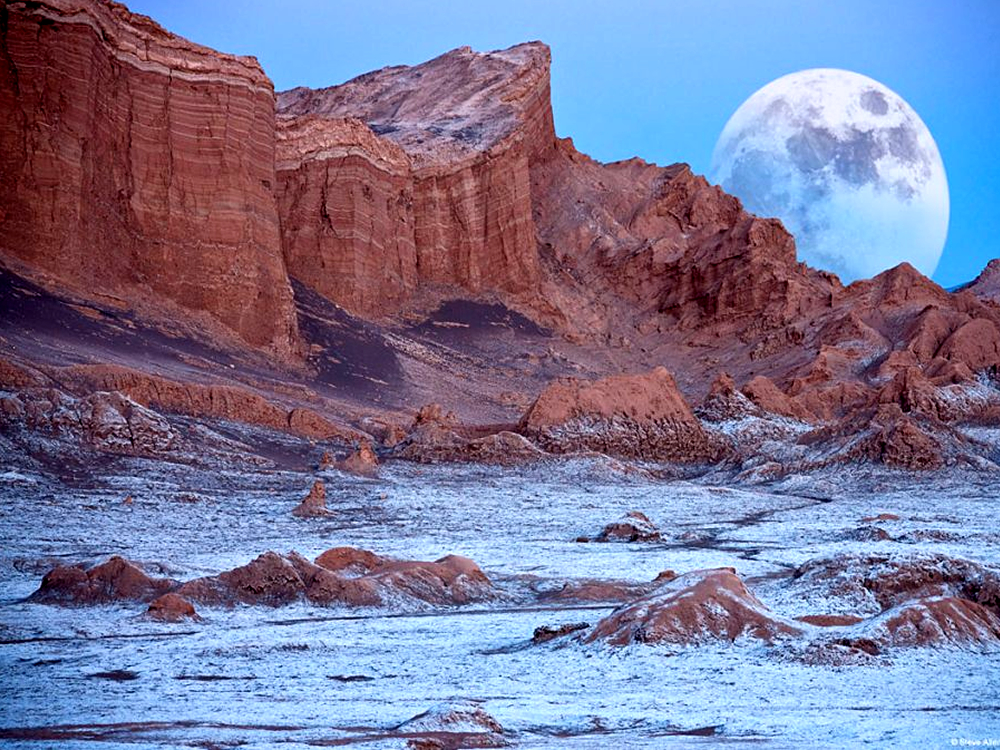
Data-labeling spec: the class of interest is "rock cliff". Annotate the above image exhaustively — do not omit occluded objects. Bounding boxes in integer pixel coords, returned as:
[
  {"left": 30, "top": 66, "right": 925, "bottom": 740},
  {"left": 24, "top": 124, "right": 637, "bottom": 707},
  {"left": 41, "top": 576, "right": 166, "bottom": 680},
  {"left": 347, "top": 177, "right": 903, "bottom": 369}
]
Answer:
[
  {"left": 1, "top": 0, "right": 998, "bottom": 474},
  {"left": 0, "top": 0, "right": 298, "bottom": 354},
  {"left": 275, "top": 43, "right": 553, "bottom": 318}
]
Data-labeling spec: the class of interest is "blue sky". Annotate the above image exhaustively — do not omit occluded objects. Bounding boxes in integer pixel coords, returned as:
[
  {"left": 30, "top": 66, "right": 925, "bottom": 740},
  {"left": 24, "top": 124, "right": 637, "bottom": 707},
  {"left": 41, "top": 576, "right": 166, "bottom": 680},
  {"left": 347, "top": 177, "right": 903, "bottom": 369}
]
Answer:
[{"left": 129, "top": 0, "right": 999, "bottom": 286}]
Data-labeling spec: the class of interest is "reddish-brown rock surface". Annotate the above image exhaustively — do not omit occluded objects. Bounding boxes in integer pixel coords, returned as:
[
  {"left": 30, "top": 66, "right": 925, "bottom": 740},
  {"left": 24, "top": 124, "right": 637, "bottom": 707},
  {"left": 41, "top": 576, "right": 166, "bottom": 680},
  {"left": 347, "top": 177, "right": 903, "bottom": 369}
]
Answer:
[
  {"left": 0, "top": 0, "right": 298, "bottom": 355},
  {"left": 520, "top": 367, "right": 725, "bottom": 461},
  {"left": 31, "top": 557, "right": 175, "bottom": 605},
  {"left": 584, "top": 568, "right": 802, "bottom": 646},
  {"left": 0, "top": 1, "right": 997, "bottom": 472},
  {"left": 275, "top": 43, "right": 552, "bottom": 319},
  {"left": 146, "top": 593, "right": 198, "bottom": 622},
  {"left": 334, "top": 440, "right": 380, "bottom": 477},
  {"left": 292, "top": 480, "right": 330, "bottom": 517},
  {"left": 590, "top": 511, "right": 662, "bottom": 543},
  {"left": 868, "top": 597, "right": 1000, "bottom": 649},
  {"left": 966, "top": 259, "right": 1000, "bottom": 305},
  {"left": 173, "top": 548, "right": 494, "bottom": 608}
]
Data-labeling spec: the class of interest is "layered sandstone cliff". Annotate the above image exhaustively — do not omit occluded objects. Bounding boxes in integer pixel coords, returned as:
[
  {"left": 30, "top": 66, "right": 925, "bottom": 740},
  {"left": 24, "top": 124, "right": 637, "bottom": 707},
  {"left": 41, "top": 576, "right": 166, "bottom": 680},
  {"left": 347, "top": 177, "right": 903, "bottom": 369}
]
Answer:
[
  {"left": 1, "top": 1, "right": 998, "bottom": 474},
  {"left": 0, "top": 0, "right": 298, "bottom": 354},
  {"left": 275, "top": 43, "right": 554, "bottom": 318}
]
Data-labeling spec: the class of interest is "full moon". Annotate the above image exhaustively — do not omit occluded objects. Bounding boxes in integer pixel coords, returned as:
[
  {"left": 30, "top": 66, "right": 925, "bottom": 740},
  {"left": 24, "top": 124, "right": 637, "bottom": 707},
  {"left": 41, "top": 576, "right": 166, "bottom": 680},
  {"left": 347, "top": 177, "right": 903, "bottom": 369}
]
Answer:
[{"left": 709, "top": 69, "right": 949, "bottom": 283}]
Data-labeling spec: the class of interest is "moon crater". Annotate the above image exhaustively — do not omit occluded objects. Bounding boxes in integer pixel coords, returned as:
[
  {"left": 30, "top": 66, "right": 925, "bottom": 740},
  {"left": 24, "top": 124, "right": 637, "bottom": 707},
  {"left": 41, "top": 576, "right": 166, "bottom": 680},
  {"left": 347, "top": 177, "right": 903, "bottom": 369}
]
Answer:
[{"left": 710, "top": 69, "right": 949, "bottom": 283}]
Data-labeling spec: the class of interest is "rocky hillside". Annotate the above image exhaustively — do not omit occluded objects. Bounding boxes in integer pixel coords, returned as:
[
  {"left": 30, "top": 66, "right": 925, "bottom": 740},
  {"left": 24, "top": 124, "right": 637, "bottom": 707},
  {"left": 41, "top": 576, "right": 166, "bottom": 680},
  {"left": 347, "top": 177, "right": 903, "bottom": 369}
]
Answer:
[{"left": 1, "top": 0, "right": 998, "bottom": 475}]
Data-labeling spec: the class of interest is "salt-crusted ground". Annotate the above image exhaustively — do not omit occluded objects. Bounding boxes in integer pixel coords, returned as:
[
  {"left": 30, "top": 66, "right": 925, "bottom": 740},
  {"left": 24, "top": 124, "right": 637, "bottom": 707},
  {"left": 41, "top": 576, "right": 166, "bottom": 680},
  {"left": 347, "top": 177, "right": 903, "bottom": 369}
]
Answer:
[{"left": 1, "top": 442, "right": 998, "bottom": 748}]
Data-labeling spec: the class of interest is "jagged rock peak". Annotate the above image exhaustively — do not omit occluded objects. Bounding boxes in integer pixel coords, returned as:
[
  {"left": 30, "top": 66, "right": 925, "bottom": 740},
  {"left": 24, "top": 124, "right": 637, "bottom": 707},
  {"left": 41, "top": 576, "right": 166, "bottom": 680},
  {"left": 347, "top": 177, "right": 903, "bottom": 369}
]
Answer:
[{"left": 277, "top": 41, "right": 554, "bottom": 167}]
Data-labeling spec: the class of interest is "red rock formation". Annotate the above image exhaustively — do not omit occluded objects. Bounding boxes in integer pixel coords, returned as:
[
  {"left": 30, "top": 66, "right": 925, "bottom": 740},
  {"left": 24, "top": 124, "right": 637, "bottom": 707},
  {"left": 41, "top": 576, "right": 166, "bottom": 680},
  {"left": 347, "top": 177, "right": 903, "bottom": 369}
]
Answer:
[
  {"left": 172, "top": 548, "right": 494, "bottom": 608},
  {"left": 789, "top": 553, "right": 1000, "bottom": 617},
  {"left": 146, "top": 593, "right": 198, "bottom": 622},
  {"left": 2, "top": 3, "right": 998, "bottom": 470},
  {"left": 394, "top": 702, "right": 506, "bottom": 749},
  {"left": 2, "top": 388, "right": 176, "bottom": 456},
  {"left": 334, "top": 440, "right": 380, "bottom": 477},
  {"left": 966, "top": 259, "right": 1000, "bottom": 305},
  {"left": 520, "top": 367, "right": 725, "bottom": 461},
  {"left": 584, "top": 568, "right": 802, "bottom": 646},
  {"left": 591, "top": 511, "right": 662, "bottom": 543},
  {"left": 292, "top": 479, "right": 329, "bottom": 517},
  {"left": 59, "top": 364, "right": 356, "bottom": 441},
  {"left": 870, "top": 597, "right": 1000, "bottom": 648},
  {"left": 275, "top": 43, "right": 554, "bottom": 318},
  {"left": 31, "top": 557, "right": 175, "bottom": 604},
  {"left": 0, "top": 0, "right": 298, "bottom": 354}
]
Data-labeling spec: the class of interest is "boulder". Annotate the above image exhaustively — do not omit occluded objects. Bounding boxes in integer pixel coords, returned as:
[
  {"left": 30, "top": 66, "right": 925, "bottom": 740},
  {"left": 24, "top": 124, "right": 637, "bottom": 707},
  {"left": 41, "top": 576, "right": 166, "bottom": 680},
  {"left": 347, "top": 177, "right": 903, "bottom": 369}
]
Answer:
[{"left": 146, "top": 593, "right": 199, "bottom": 622}]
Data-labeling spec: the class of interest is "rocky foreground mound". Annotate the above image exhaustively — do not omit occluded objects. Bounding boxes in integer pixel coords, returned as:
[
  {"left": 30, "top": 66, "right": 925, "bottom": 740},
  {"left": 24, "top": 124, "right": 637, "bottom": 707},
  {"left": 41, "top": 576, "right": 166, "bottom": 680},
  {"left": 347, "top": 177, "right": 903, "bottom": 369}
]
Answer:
[
  {"left": 32, "top": 548, "right": 495, "bottom": 610},
  {"left": 528, "top": 555, "right": 1000, "bottom": 658}
]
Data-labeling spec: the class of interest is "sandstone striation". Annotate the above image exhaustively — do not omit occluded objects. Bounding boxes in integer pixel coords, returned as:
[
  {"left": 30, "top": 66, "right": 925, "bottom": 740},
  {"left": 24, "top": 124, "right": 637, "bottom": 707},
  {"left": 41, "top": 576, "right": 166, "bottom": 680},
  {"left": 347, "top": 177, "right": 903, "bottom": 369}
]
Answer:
[
  {"left": 275, "top": 43, "right": 553, "bottom": 318},
  {"left": 0, "top": 0, "right": 298, "bottom": 354},
  {"left": 0, "top": 3, "right": 998, "bottom": 471}
]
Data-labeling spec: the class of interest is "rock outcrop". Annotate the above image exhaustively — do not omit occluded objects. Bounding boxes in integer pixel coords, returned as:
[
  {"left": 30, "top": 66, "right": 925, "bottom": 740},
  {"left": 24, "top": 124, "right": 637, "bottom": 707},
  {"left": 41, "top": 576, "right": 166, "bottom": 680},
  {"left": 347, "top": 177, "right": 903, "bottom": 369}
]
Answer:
[
  {"left": 292, "top": 480, "right": 330, "bottom": 517},
  {"left": 0, "top": 0, "right": 298, "bottom": 354},
  {"left": 1, "top": 389, "right": 177, "bottom": 457},
  {"left": 864, "top": 597, "right": 1000, "bottom": 649},
  {"left": 787, "top": 553, "right": 1000, "bottom": 617},
  {"left": 963, "top": 258, "right": 1000, "bottom": 305},
  {"left": 275, "top": 43, "right": 554, "bottom": 318},
  {"left": 174, "top": 548, "right": 494, "bottom": 608},
  {"left": 394, "top": 702, "right": 507, "bottom": 749},
  {"left": 520, "top": 367, "right": 724, "bottom": 462},
  {"left": 333, "top": 440, "right": 380, "bottom": 477},
  {"left": 146, "top": 593, "right": 199, "bottom": 622},
  {"left": 1, "top": 2, "right": 998, "bottom": 473},
  {"left": 584, "top": 568, "right": 802, "bottom": 646},
  {"left": 31, "top": 557, "right": 175, "bottom": 605},
  {"left": 590, "top": 511, "right": 662, "bottom": 543},
  {"left": 31, "top": 548, "right": 495, "bottom": 611}
]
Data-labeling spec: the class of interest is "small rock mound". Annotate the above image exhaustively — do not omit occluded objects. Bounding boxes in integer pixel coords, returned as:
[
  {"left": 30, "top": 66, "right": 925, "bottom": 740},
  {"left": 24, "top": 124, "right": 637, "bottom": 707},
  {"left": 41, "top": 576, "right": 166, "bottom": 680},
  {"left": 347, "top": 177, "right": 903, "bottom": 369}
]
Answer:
[
  {"left": 591, "top": 510, "right": 661, "bottom": 542},
  {"left": 869, "top": 597, "right": 1000, "bottom": 649},
  {"left": 292, "top": 479, "right": 330, "bottom": 517},
  {"left": 31, "top": 556, "right": 175, "bottom": 605},
  {"left": 532, "top": 622, "right": 590, "bottom": 644},
  {"left": 585, "top": 568, "right": 801, "bottom": 646},
  {"left": 396, "top": 702, "right": 506, "bottom": 749},
  {"left": 789, "top": 553, "right": 1000, "bottom": 617},
  {"left": 369, "top": 554, "right": 494, "bottom": 606},
  {"left": 334, "top": 439, "right": 380, "bottom": 477},
  {"left": 146, "top": 593, "right": 198, "bottom": 622},
  {"left": 174, "top": 548, "right": 493, "bottom": 609}
]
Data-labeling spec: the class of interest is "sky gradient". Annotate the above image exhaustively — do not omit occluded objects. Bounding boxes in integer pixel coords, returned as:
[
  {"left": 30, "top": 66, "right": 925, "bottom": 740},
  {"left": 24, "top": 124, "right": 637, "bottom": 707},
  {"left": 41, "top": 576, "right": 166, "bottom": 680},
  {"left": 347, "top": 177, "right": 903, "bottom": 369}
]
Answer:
[{"left": 128, "top": 0, "right": 1000, "bottom": 287}]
